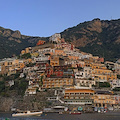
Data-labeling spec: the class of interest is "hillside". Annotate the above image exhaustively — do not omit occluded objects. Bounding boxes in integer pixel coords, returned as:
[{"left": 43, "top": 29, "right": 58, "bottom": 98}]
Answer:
[
  {"left": 0, "top": 26, "right": 48, "bottom": 59},
  {"left": 0, "top": 18, "right": 120, "bottom": 61},
  {"left": 61, "top": 18, "right": 120, "bottom": 62}
]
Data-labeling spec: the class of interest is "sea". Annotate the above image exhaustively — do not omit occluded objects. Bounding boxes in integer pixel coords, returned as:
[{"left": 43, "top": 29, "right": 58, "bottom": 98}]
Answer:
[{"left": 0, "top": 112, "right": 120, "bottom": 120}]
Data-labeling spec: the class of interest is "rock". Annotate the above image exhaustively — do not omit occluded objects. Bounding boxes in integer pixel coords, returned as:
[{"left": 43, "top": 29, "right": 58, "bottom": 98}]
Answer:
[
  {"left": 87, "top": 19, "right": 102, "bottom": 33},
  {"left": 0, "top": 97, "right": 13, "bottom": 112},
  {"left": 15, "top": 39, "right": 22, "bottom": 43},
  {"left": 0, "top": 30, "right": 2, "bottom": 34},
  {"left": 11, "top": 30, "right": 21, "bottom": 38},
  {"left": 8, "top": 37, "right": 14, "bottom": 41},
  {"left": 3, "top": 30, "right": 11, "bottom": 37}
]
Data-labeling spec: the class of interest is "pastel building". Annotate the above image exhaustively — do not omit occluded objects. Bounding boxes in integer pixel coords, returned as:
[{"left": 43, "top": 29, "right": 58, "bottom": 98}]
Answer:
[
  {"left": 64, "top": 89, "right": 95, "bottom": 105},
  {"left": 50, "top": 56, "right": 59, "bottom": 66},
  {"left": 42, "top": 78, "right": 73, "bottom": 88},
  {"left": 93, "top": 91, "right": 116, "bottom": 108},
  {"left": 75, "top": 78, "right": 96, "bottom": 89}
]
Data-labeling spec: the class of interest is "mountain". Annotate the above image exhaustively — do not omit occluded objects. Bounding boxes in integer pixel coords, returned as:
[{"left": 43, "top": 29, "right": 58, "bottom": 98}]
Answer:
[
  {"left": 61, "top": 18, "right": 120, "bottom": 62},
  {"left": 0, "top": 26, "right": 48, "bottom": 59},
  {"left": 0, "top": 18, "right": 120, "bottom": 61}
]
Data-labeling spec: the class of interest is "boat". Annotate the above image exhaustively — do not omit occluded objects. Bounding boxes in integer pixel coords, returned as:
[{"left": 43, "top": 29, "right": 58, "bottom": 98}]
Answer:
[
  {"left": 12, "top": 111, "right": 43, "bottom": 117},
  {"left": 69, "top": 111, "right": 82, "bottom": 115},
  {"left": 59, "top": 111, "right": 63, "bottom": 115}
]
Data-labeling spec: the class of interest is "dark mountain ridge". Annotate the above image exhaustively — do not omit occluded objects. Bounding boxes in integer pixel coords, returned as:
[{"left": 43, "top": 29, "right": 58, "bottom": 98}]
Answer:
[
  {"left": 61, "top": 18, "right": 120, "bottom": 62},
  {"left": 0, "top": 26, "right": 48, "bottom": 59},
  {"left": 0, "top": 18, "right": 120, "bottom": 61}
]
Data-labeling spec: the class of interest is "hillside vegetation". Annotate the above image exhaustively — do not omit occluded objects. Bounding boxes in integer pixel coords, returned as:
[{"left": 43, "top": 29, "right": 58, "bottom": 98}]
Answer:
[
  {"left": 0, "top": 26, "right": 48, "bottom": 59},
  {"left": 61, "top": 18, "right": 120, "bottom": 62},
  {"left": 0, "top": 18, "right": 120, "bottom": 61}
]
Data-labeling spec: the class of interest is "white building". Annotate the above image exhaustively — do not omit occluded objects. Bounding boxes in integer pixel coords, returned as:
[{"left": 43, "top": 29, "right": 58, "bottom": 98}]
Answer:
[
  {"left": 75, "top": 67, "right": 92, "bottom": 79},
  {"left": 109, "top": 79, "right": 120, "bottom": 89},
  {"left": 75, "top": 78, "right": 96, "bottom": 88},
  {"left": 34, "top": 55, "right": 49, "bottom": 63},
  {"left": 49, "top": 33, "right": 61, "bottom": 43}
]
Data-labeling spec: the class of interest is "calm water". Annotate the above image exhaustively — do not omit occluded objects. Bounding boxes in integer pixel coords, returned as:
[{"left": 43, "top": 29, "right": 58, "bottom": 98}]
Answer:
[{"left": 0, "top": 112, "right": 120, "bottom": 120}]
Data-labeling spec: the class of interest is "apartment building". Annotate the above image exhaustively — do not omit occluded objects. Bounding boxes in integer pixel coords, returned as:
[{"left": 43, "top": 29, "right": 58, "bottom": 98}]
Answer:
[
  {"left": 42, "top": 78, "right": 73, "bottom": 88},
  {"left": 64, "top": 89, "right": 95, "bottom": 105}
]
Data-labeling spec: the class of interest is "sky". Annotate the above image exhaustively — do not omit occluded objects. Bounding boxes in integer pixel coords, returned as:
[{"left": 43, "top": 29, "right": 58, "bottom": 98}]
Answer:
[{"left": 0, "top": 0, "right": 120, "bottom": 37}]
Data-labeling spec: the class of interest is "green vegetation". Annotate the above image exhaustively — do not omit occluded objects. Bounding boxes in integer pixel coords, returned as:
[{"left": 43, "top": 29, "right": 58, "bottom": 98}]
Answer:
[
  {"left": 117, "top": 75, "right": 120, "bottom": 79},
  {"left": 0, "top": 81, "right": 5, "bottom": 93},
  {"left": 20, "top": 53, "right": 31, "bottom": 59},
  {"left": 26, "top": 63, "right": 36, "bottom": 67},
  {"left": 113, "top": 87, "right": 120, "bottom": 91},
  {"left": 10, "top": 78, "right": 28, "bottom": 96},
  {"left": 61, "top": 19, "right": 120, "bottom": 62},
  {"left": 99, "top": 82, "right": 110, "bottom": 88},
  {"left": 0, "top": 72, "right": 28, "bottom": 97},
  {"left": 0, "top": 26, "right": 49, "bottom": 59}
]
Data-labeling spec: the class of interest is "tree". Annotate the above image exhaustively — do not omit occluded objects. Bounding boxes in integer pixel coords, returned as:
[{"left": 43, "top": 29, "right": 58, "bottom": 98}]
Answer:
[
  {"left": 113, "top": 87, "right": 120, "bottom": 91},
  {"left": 21, "top": 53, "right": 31, "bottom": 59},
  {"left": 99, "top": 82, "right": 110, "bottom": 88}
]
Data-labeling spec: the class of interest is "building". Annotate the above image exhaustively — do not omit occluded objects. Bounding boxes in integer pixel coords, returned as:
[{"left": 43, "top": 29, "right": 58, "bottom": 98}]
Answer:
[
  {"left": 92, "top": 68, "right": 117, "bottom": 81},
  {"left": 49, "top": 33, "right": 61, "bottom": 43},
  {"left": 75, "top": 67, "right": 92, "bottom": 79},
  {"left": 75, "top": 78, "right": 96, "bottom": 88},
  {"left": 0, "top": 58, "right": 25, "bottom": 75},
  {"left": 109, "top": 79, "right": 120, "bottom": 89},
  {"left": 34, "top": 55, "right": 49, "bottom": 63},
  {"left": 50, "top": 56, "right": 59, "bottom": 66},
  {"left": 55, "top": 49, "right": 66, "bottom": 56},
  {"left": 36, "top": 40, "right": 45, "bottom": 46},
  {"left": 93, "top": 91, "right": 116, "bottom": 108},
  {"left": 21, "top": 47, "right": 32, "bottom": 55},
  {"left": 64, "top": 89, "right": 95, "bottom": 105},
  {"left": 42, "top": 78, "right": 73, "bottom": 88}
]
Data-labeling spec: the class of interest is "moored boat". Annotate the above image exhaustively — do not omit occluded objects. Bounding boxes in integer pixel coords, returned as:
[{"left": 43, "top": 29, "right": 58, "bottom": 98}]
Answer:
[
  {"left": 12, "top": 111, "right": 43, "bottom": 117},
  {"left": 59, "top": 111, "right": 63, "bottom": 115},
  {"left": 69, "top": 111, "right": 82, "bottom": 115}
]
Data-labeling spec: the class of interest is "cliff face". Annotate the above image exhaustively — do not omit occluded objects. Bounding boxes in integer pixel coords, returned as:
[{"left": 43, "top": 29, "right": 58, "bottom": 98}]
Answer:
[
  {"left": 0, "top": 90, "right": 54, "bottom": 112},
  {"left": 0, "top": 97, "right": 13, "bottom": 112},
  {"left": 61, "top": 18, "right": 120, "bottom": 61},
  {"left": 0, "top": 26, "right": 48, "bottom": 59}
]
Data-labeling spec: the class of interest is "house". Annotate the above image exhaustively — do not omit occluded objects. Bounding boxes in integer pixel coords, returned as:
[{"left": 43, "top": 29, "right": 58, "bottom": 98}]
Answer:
[
  {"left": 55, "top": 49, "right": 66, "bottom": 56},
  {"left": 113, "top": 95, "right": 120, "bottom": 105},
  {"left": 46, "top": 66, "right": 54, "bottom": 77},
  {"left": 34, "top": 54, "right": 49, "bottom": 63},
  {"left": 68, "top": 55, "right": 79, "bottom": 60},
  {"left": 19, "top": 73, "right": 25, "bottom": 78},
  {"left": 50, "top": 56, "right": 59, "bottom": 66},
  {"left": 109, "top": 79, "right": 120, "bottom": 89},
  {"left": 36, "top": 40, "right": 45, "bottom": 46},
  {"left": 0, "top": 58, "right": 25, "bottom": 75},
  {"left": 75, "top": 67, "right": 92, "bottom": 79},
  {"left": 6, "top": 80, "right": 14, "bottom": 87},
  {"left": 91, "top": 63, "right": 107, "bottom": 70},
  {"left": 26, "top": 86, "right": 37, "bottom": 95},
  {"left": 21, "top": 47, "right": 32, "bottom": 55}
]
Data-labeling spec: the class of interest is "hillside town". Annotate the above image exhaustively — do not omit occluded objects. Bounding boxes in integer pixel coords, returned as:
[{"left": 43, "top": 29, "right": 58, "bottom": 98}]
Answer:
[{"left": 0, "top": 33, "right": 120, "bottom": 113}]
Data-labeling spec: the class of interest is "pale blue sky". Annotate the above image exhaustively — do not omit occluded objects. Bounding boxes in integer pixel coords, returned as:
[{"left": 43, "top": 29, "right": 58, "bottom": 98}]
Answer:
[{"left": 0, "top": 0, "right": 120, "bottom": 37}]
